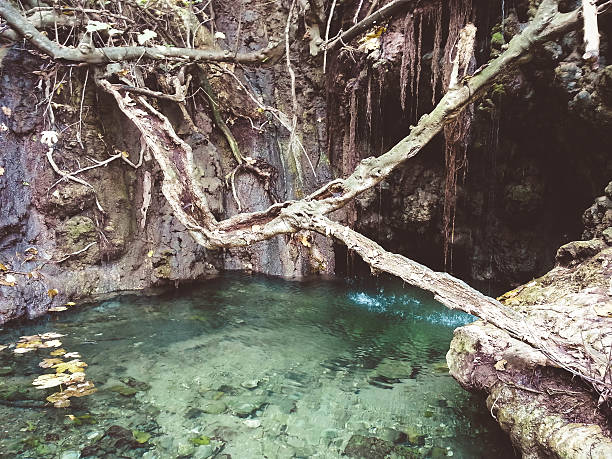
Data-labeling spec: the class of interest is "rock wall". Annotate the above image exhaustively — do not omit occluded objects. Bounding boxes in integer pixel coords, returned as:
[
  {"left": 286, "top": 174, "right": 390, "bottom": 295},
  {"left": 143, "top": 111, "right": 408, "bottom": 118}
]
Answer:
[
  {"left": 331, "top": 0, "right": 612, "bottom": 292},
  {"left": 0, "top": 0, "right": 333, "bottom": 324}
]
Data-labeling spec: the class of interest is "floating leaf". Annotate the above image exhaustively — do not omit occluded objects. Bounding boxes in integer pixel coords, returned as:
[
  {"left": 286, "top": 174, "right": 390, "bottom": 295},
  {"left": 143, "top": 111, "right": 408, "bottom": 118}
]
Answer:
[
  {"left": 32, "top": 373, "right": 74, "bottom": 389},
  {"left": 13, "top": 347, "right": 35, "bottom": 354},
  {"left": 66, "top": 302, "right": 77, "bottom": 307},
  {"left": 48, "top": 289, "right": 59, "bottom": 298},
  {"left": 0, "top": 344, "right": 8, "bottom": 352},
  {"left": 54, "top": 359, "right": 87, "bottom": 374},
  {"left": 50, "top": 348, "right": 67, "bottom": 356},
  {"left": 132, "top": 430, "right": 151, "bottom": 444},
  {"left": 46, "top": 381, "right": 96, "bottom": 407},
  {"left": 1, "top": 274, "right": 17, "bottom": 287},
  {"left": 64, "top": 352, "right": 81, "bottom": 359},
  {"left": 39, "top": 358, "right": 64, "bottom": 368},
  {"left": 40, "top": 333, "right": 64, "bottom": 340},
  {"left": 137, "top": 29, "right": 157, "bottom": 45},
  {"left": 49, "top": 307, "right": 68, "bottom": 312},
  {"left": 42, "top": 340, "right": 63, "bottom": 348}
]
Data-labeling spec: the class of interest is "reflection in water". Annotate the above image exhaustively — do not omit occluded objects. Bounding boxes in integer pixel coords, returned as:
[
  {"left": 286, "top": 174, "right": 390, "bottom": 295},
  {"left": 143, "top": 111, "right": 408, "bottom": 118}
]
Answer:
[{"left": 0, "top": 274, "right": 516, "bottom": 458}]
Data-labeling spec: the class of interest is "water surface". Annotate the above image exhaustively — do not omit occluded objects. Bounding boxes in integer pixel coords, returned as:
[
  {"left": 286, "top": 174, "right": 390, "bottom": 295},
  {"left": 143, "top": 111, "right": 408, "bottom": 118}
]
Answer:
[{"left": 0, "top": 274, "right": 516, "bottom": 458}]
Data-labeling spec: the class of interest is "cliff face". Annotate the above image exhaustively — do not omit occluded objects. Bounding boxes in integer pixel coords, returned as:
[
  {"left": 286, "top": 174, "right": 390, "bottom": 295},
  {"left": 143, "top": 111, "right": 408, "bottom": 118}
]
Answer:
[
  {"left": 0, "top": 1, "right": 334, "bottom": 324},
  {"left": 0, "top": 0, "right": 611, "bottom": 324},
  {"left": 332, "top": 2, "right": 612, "bottom": 290}
]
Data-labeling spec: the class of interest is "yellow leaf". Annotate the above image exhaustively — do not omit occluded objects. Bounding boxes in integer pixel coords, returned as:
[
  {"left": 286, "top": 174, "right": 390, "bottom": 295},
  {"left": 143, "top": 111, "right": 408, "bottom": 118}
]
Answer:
[
  {"left": 39, "top": 358, "right": 64, "bottom": 368},
  {"left": 0, "top": 344, "right": 8, "bottom": 352},
  {"left": 121, "top": 151, "right": 129, "bottom": 158},
  {"left": 49, "top": 307, "right": 68, "bottom": 312},
  {"left": 0, "top": 262, "right": 7, "bottom": 271},
  {"left": 48, "top": 289, "right": 59, "bottom": 298},
  {"left": 50, "top": 348, "right": 67, "bottom": 356},
  {"left": 54, "top": 359, "right": 87, "bottom": 374},
  {"left": 66, "top": 302, "right": 76, "bottom": 306},
  {"left": 298, "top": 234, "right": 311, "bottom": 248},
  {"left": 494, "top": 359, "right": 507, "bottom": 371},
  {"left": 147, "top": 250, "right": 154, "bottom": 258},
  {"left": 25, "top": 247, "right": 38, "bottom": 255}
]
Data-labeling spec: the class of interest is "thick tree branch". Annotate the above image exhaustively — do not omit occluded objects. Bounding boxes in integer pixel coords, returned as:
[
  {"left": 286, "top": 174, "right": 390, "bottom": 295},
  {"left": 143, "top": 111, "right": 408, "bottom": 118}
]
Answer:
[
  {"left": 0, "top": 1, "right": 280, "bottom": 64},
  {"left": 324, "top": 0, "right": 414, "bottom": 52}
]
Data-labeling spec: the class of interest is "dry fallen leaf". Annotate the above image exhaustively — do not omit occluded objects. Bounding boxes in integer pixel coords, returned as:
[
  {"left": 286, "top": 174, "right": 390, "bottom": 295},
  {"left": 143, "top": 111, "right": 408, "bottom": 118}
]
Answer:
[
  {"left": 494, "top": 359, "right": 507, "bottom": 371},
  {"left": 0, "top": 166, "right": 5, "bottom": 177},
  {"left": 54, "top": 359, "right": 87, "bottom": 374},
  {"left": 48, "top": 289, "right": 59, "bottom": 298},
  {"left": 39, "top": 358, "right": 64, "bottom": 369},
  {"left": 1, "top": 106, "right": 11, "bottom": 116},
  {"left": 40, "top": 333, "right": 64, "bottom": 340},
  {"left": 0, "top": 262, "right": 7, "bottom": 271}
]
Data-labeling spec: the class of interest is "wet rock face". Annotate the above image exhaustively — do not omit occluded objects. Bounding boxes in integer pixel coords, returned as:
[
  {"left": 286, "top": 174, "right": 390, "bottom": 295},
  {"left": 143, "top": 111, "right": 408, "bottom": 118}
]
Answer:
[
  {"left": 0, "top": 1, "right": 334, "bottom": 323},
  {"left": 339, "top": 4, "right": 612, "bottom": 290}
]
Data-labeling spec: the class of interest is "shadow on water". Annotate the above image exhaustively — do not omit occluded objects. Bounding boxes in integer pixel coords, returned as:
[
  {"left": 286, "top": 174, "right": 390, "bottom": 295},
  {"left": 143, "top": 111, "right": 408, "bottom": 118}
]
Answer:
[{"left": 0, "top": 272, "right": 517, "bottom": 458}]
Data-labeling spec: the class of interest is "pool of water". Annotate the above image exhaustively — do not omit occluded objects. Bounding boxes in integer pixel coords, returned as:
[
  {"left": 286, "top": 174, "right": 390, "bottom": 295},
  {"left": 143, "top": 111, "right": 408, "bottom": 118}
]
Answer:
[{"left": 0, "top": 274, "right": 516, "bottom": 458}]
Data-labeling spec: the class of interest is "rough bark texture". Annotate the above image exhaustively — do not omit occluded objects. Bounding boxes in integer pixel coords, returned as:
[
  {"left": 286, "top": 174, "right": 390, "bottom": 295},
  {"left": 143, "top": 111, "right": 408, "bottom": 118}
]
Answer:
[{"left": 448, "top": 184, "right": 612, "bottom": 457}]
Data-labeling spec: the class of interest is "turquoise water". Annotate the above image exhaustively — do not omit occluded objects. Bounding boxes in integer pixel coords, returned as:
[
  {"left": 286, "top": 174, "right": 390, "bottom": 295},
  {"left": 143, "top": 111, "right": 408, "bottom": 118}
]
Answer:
[{"left": 0, "top": 274, "right": 516, "bottom": 458}]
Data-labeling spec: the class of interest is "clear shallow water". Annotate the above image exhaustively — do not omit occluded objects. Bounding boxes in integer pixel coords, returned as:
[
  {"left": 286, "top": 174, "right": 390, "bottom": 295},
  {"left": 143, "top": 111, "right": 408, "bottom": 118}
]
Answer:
[{"left": 0, "top": 274, "right": 517, "bottom": 458}]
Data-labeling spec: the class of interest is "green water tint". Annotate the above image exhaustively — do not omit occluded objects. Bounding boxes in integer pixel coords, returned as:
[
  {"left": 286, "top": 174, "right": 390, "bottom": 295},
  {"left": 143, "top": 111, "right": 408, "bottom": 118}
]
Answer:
[{"left": 0, "top": 274, "right": 517, "bottom": 458}]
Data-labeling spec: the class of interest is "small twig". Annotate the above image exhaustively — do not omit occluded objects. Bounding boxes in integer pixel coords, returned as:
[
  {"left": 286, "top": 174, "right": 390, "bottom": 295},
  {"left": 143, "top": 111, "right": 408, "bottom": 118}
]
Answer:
[
  {"left": 49, "top": 152, "right": 123, "bottom": 190},
  {"left": 76, "top": 68, "right": 89, "bottom": 149},
  {"left": 353, "top": 0, "right": 365, "bottom": 24},
  {"left": 323, "top": 0, "right": 337, "bottom": 73},
  {"left": 46, "top": 147, "right": 105, "bottom": 212},
  {"left": 55, "top": 242, "right": 97, "bottom": 264}
]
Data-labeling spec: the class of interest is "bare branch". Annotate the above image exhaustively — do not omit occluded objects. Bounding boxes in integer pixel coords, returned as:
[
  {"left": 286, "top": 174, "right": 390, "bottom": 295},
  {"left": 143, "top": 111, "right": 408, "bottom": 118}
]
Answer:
[{"left": 0, "top": 1, "right": 281, "bottom": 65}]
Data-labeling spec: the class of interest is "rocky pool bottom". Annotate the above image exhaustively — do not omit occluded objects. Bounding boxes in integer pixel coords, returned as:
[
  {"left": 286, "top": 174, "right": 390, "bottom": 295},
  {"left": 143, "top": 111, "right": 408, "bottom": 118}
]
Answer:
[{"left": 0, "top": 274, "right": 517, "bottom": 459}]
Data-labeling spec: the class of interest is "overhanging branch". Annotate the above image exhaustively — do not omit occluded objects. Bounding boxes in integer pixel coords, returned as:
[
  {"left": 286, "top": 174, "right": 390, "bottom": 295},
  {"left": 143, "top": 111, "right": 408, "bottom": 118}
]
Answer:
[{"left": 0, "top": 1, "right": 280, "bottom": 65}]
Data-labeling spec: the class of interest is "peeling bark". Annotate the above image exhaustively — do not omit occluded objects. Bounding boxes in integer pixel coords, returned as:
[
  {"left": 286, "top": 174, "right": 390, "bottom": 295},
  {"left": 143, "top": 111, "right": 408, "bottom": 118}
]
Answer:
[{"left": 583, "top": 0, "right": 600, "bottom": 66}]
